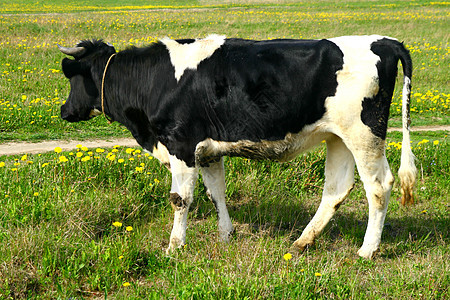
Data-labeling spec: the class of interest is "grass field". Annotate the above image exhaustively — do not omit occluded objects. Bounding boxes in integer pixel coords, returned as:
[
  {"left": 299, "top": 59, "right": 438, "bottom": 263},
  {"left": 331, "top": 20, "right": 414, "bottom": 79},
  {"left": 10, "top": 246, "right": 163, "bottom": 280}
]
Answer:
[{"left": 0, "top": 0, "right": 449, "bottom": 299}]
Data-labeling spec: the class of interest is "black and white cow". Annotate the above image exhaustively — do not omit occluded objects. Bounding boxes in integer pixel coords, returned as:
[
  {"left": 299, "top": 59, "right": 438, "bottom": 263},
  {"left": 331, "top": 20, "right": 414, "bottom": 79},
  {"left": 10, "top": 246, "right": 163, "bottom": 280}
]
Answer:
[{"left": 59, "top": 35, "right": 416, "bottom": 259}]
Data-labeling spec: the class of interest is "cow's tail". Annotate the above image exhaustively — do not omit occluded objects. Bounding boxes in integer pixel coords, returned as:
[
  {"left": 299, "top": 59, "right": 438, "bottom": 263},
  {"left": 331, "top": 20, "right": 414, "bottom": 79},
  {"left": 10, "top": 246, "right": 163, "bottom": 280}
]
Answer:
[{"left": 396, "top": 42, "right": 416, "bottom": 205}]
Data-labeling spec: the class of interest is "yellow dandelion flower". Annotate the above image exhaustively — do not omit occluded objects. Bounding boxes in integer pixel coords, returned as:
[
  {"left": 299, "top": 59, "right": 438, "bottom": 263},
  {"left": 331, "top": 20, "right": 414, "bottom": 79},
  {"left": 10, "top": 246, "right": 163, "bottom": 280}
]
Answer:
[
  {"left": 21, "top": 95, "right": 27, "bottom": 100},
  {"left": 54, "top": 147, "right": 62, "bottom": 153},
  {"left": 108, "top": 155, "right": 116, "bottom": 161},
  {"left": 125, "top": 148, "right": 134, "bottom": 154},
  {"left": 81, "top": 146, "right": 88, "bottom": 151},
  {"left": 21, "top": 154, "right": 27, "bottom": 161},
  {"left": 76, "top": 152, "right": 83, "bottom": 158},
  {"left": 315, "top": 272, "right": 322, "bottom": 277},
  {"left": 11, "top": 168, "right": 18, "bottom": 171},
  {"left": 59, "top": 156, "right": 68, "bottom": 163},
  {"left": 76, "top": 144, "right": 83, "bottom": 148},
  {"left": 119, "top": 255, "right": 124, "bottom": 260},
  {"left": 283, "top": 253, "right": 293, "bottom": 261},
  {"left": 118, "top": 158, "right": 125, "bottom": 163},
  {"left": 96, "top": 148, "right": 105, "bottom": 153},
  {"left": 433, "top": 140, "right": 439, "bottom": 145},
  {"left": 112, "top": 221, "right": 122, "bottom": 227},
  {"left": 33, "top": 192, "right": 39, "bottom": 196},
  {"left": 154, "top": 178, "right": 160, "bottom": 184},
  {"left": 42, "top": 162, "right": 49, "bottom": 167},
  {"left": 126, "top": 226, "right": 133, "bottom": 232},
  {"left": 123, "top": 282, "right": 130, "bottom": 287},
  {"left": 81, "top": 156, "right": 90, "bottom": 162},
  {"left": 135, "top": 167, "right": 144, "bottom": 173},
  {"left": 0, "top": 162, "right": 5, "bottom": 168}
]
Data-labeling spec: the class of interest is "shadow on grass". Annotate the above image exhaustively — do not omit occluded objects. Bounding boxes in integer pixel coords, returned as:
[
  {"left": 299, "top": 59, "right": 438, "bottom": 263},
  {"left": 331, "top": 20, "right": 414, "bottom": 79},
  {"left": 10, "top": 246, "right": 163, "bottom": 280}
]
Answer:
[{"left": 187, "top": 185, "right": 449, "bottom": 259}]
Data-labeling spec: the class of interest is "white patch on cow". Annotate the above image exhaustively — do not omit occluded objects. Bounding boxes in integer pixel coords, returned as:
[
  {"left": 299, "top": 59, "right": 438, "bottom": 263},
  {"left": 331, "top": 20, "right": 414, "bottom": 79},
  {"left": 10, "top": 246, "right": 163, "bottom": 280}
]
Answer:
[
  {"left": 166, "top": 155, "right": 198, "bottom": 253},
  {"left": 161, "top": 34, "right": 226, "bottom": 81},
  {"left": 144, "top": 142, "right": 170, "bottom": 168},
  {"left": 89, "top": 109, "right": 102, "bottom": 118},
  {"left": 169, "top": 155, "right": 198, "bottom": 198},
  {"left": 200, "top": 159, "right": 233, "bottom": 241},
  {"left": 325, "top": 35, "right": 385, "bottom": 137},
  {"left": 322, "top": 35, "right": 399, "bottom": 258}
]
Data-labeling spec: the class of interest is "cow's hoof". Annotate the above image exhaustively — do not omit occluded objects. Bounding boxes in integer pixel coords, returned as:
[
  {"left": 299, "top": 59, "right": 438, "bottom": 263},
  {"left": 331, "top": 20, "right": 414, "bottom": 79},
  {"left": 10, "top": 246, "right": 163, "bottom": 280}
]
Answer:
[
  {"left": 166, "top": 238, "right": 184, "bottom": 255},
  {"left": 218, "top": 227, "right": 234, "bottom": 243},
  {"left": 292, "top": 239, "right": 314, "bottom": 252},
  {"left": 357, "top": 245, "right": 379, "bottom": 259}
]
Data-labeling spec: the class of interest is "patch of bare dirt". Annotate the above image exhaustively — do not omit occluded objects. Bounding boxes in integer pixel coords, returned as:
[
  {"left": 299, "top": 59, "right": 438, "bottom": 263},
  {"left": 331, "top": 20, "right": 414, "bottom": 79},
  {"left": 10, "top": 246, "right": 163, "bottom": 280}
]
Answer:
[
  {"left": 0, "top": 138, "right": 138, "bottom": 156},
  {"left": 387, "top": 125, "right": 450, "bottom": 132},
  {"left": 0, "top": 125, "right": 448, "bottom": 156}
]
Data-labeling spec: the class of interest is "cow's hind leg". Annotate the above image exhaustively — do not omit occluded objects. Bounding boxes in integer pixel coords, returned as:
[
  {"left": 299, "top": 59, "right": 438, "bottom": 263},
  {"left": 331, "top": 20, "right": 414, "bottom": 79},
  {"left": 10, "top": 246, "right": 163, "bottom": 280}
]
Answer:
[
  {"left": 350, "top": 139, "right": 394, "bottom": 259},
  {"left": 167, "top": 155, "right": 198, "bottom": 254},
  {"left": 201, "top": 158, "right": 234, "bottom": 242},
  {"left": 293, "top": 135, "right": 355, "bottom": 251}
]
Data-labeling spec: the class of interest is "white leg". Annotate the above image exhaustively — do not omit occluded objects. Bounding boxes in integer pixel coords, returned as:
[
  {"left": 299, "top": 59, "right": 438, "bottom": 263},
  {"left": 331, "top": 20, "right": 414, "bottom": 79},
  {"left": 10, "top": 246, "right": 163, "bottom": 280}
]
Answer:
[
  {"left": 166, "top": 155, "right": 198, "bottom": 254},
  {"left": 354, "top": 153, "right": 394, "bottom": 259},
  {"left": 201, "top": 158, "right": 233, "bottom": 242},
  {"left": 294, "top": 136, "right": 355, "bottom": 250}
]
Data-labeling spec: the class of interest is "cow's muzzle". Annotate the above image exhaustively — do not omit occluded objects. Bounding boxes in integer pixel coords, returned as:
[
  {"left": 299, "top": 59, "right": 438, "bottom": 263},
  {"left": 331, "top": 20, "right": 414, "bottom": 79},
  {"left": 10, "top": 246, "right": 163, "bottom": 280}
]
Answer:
[{"left": 61, "top": 105, "right": 81, "bottom": 122}]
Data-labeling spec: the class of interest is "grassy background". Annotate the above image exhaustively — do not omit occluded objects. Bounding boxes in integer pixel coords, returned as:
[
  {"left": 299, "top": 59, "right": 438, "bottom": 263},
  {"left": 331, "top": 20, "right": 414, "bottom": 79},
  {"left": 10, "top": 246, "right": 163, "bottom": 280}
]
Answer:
[
  {"left": 0, "top": 0, "right": 449, "bottom": 299},
  {"left": 0, "top": 0, "right": 448, "bottom": 142}
]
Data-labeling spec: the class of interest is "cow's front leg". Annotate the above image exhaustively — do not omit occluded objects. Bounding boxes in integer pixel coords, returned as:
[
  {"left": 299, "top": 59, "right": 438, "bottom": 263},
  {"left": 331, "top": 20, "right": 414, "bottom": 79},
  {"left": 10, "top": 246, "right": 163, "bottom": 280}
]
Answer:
[
  {"left": 166, "top": 155, "right": 198, "bottom": 254},
  {"left": 201, "top": 158, "right": 233, "bottom": 242}
]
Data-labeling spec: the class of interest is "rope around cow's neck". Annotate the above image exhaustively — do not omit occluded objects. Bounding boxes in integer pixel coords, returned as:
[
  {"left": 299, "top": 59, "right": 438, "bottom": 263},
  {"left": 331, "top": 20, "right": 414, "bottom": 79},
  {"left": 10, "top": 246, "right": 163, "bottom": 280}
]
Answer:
[{"left": 101, "top": 53, "right": 117, "bottom": 124}]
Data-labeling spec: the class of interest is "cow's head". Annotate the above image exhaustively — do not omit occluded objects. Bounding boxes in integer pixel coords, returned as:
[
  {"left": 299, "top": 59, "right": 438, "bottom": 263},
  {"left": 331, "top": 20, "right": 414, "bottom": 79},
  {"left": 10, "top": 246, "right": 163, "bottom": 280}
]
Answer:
[{"left": 59, "top": 40, "right": 116, "bottom": 122}]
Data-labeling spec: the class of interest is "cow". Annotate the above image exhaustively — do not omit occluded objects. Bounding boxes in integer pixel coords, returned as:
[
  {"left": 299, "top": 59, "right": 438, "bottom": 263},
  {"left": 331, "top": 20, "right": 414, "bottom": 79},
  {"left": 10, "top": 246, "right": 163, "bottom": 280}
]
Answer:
[{"left": 58, "top": 34, "right": 416, "bottom": 259}]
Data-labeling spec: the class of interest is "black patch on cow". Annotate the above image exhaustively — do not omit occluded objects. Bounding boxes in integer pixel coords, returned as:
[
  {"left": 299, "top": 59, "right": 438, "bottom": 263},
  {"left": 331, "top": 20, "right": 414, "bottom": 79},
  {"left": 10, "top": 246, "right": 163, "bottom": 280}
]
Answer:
[
  {"left": 185, "top": 39, "right": 344, "bottom": 143},
  {"left": 361, "top": 38, "right": 408, "bottom": 140},
  {"left": 176, "top": 39, "right": 196, "bottom": 45},
  {"left": 169, "top": 192, "right": 186, "bottom": 209},
  {"left": 124, "top": 108, "right": 157, "bottom": 151}
]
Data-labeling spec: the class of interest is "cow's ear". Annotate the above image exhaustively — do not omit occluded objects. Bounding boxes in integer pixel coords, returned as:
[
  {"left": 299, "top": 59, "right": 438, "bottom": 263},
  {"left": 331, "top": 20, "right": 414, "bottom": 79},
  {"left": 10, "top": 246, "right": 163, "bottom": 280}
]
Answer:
[{"left": 62, "top": 57, "right": 83, "bottom": 78}]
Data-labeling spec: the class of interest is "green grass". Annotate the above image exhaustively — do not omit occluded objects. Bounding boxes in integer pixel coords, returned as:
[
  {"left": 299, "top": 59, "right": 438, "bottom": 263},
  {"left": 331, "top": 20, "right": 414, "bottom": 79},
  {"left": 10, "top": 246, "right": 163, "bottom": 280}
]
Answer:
[
  {"left": 0, "top": 0, "right": 448, "bottom": 142},
  {"left": 0, "top": 136, "right": 448, "bottom": 299},
  {"left": 0, "top": 0, "right": 449, "bottom": 299}
]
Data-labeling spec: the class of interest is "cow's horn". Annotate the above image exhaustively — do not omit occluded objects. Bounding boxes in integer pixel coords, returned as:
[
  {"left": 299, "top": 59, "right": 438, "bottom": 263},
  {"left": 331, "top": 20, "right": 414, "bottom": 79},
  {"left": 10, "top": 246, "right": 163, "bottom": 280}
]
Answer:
[{"left": 57, "top": 44, "right": 86, "bottom": 57}]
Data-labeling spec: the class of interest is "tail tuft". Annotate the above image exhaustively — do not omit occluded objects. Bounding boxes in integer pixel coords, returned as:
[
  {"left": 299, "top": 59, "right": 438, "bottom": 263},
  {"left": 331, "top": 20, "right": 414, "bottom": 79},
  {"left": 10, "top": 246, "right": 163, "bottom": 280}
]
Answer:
[{"left": 398, "top": 75, "right": 417, "bottom": 205}]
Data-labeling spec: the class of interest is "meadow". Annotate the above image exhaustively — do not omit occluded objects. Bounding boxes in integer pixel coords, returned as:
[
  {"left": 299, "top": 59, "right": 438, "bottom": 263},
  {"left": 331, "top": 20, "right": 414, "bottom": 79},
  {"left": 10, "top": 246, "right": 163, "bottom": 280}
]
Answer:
[{"left": 0, "top": 0, "right": 449, "bottom": 298}]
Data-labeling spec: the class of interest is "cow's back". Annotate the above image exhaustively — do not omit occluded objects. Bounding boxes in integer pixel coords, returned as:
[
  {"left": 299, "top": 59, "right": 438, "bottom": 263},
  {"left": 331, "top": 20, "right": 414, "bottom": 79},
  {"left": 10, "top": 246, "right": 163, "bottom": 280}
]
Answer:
[{"left": 167, "top": 38, "right": 344, "bottom": 144}]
